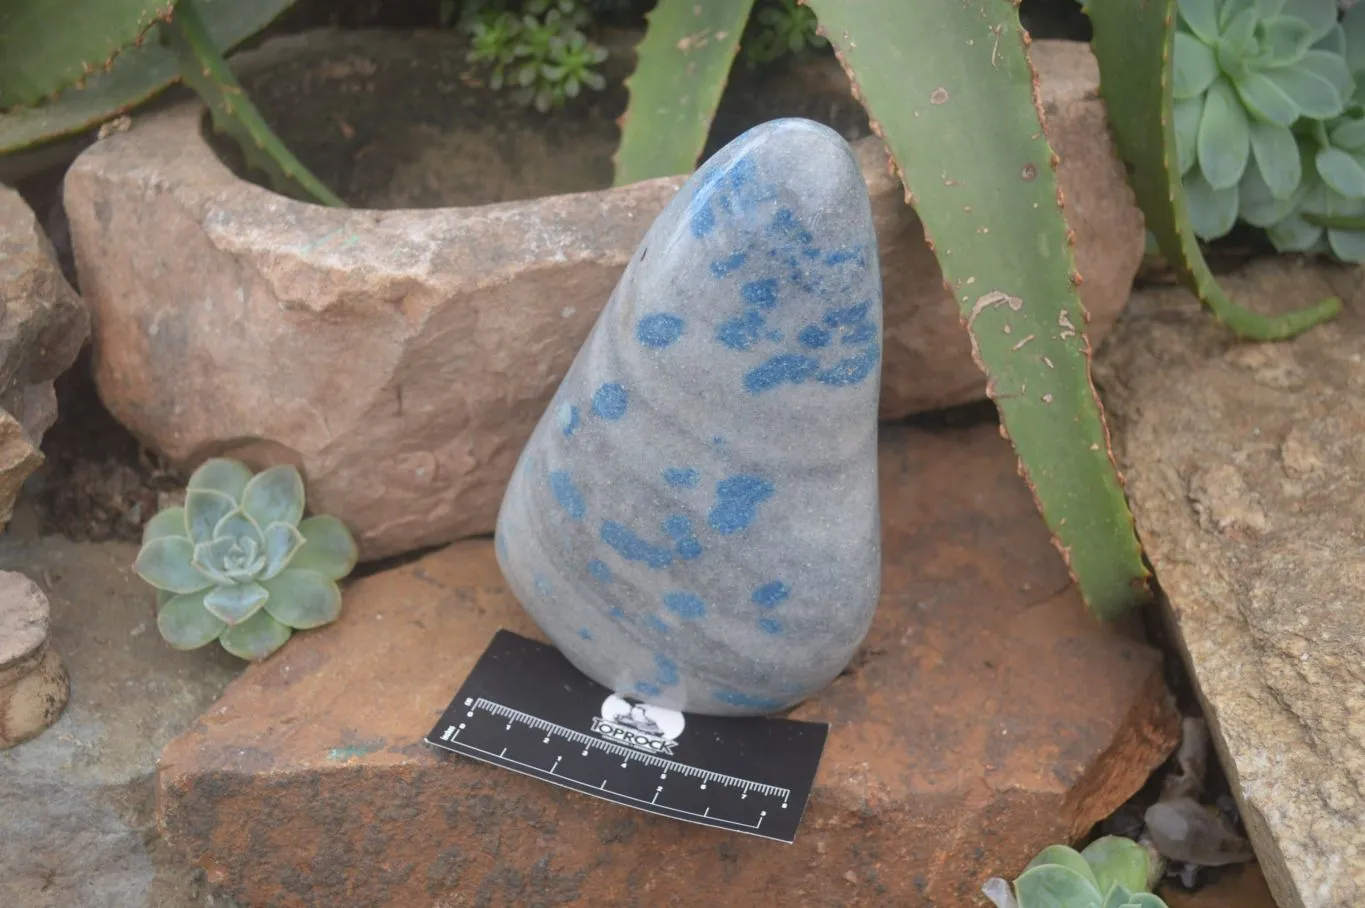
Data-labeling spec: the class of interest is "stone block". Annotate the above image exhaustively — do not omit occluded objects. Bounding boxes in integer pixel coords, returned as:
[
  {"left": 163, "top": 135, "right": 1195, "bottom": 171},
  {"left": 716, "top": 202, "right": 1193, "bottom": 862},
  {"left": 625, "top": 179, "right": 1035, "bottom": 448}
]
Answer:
[{"left": 157, "top": 422, "right": 1178, "bottom": 906}]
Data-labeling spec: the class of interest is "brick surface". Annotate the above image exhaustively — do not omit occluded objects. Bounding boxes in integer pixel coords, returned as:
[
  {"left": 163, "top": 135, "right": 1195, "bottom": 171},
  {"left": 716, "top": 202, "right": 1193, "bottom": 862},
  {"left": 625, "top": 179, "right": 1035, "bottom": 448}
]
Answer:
[{"left": 157, "top": 422, "right": 1179, "bottom": 906}]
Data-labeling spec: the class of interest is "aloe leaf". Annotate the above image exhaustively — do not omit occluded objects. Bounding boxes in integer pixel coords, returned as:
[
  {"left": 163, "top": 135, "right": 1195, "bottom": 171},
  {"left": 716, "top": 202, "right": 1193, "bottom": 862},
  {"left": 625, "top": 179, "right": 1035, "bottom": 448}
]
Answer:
[
  {"left": 217, "top": 607, "right": 292, "bottom": 660},
  {"left": 262, "top": 569, "right": 343, "bottom": 629},
  {"left": 291, "top": 515, "right": 359, "bottom": 580},
  {"left": 0, "top": 0, "right": 297, "bottom": 154},
  {"left": 805, "top": 0, "right": 1150, "bottom": 618},
  {"left": 0, "top": 0, "right": 174, "bottom": 108},
  {"left": 611, "top": 0, "right": 757, "bottom": 185},
  {"left": 157, "top": 589, "right": 226, "bottom": 649},
  {"left": 1088, "top": 0, "right": 1341, "bottom": 340},
  {"left": 160, "top": 0, "right": 345, "bottom": 207},
  {"left": 142, "top": 506, "right": 188, "bottom": 543}
]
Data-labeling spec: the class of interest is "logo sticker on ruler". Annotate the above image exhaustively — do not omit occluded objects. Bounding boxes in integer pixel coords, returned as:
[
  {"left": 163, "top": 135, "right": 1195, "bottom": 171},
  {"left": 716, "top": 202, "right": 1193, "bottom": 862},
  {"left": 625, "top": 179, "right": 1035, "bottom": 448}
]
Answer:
[{"left": 423, "top": 629, "right": 828, "bottom": 843}]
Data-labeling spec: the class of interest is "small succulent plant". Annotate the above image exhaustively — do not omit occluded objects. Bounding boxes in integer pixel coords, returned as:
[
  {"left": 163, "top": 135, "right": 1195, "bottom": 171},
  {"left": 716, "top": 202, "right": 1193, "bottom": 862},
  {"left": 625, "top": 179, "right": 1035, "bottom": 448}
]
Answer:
[
  {"left": 460, "top": 0, "right": 609, "bottom": 111},
  {"left": 133, "top": 459, "right": 358, "bottom": 661},
  {"left": 743, "top": 0, "right": 828, "bottom": 67},
  {"left": 982, "top": 836, "right": 1171, "bottom": 908}
]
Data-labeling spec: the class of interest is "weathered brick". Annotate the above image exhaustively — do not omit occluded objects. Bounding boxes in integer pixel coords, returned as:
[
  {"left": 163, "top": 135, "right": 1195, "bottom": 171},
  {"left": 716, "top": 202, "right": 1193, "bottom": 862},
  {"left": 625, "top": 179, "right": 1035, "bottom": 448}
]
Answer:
[{"left": 158, "top": 422, "right": 1179, "bottom": 906}]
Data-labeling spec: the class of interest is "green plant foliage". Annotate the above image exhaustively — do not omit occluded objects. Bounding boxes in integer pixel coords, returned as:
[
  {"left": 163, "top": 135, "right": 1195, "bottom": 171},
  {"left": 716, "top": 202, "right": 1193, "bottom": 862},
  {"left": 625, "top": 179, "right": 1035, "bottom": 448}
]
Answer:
[
  {"left": 612, "top": 0, "right": 757, "bottom": 184},
  {"left": 1089, "top": 0, "right": 1342, "bottom": 340},
  {"left": 459, "top": 0, "right": 609, "bottom": 112},
  {"left": 0, "top": 0, "right": 298, "bottom": 155},
  {"left": 0, "top": 0, "right": 175, "bottom": 109},
  {"left": 742, "top": 0, "right": 827, "bottom": 68},
  {"left": 161, "top": 0, "right": 345, "bottom": 207},
  {"left": 134, "top": 458, "right": 358, "bottom": 661},
  {"left": 805, "top": 0, "right": 1150, "bottom": 620},
  {"left": 984, "top": 837, "right": 1170, "bottom": 908}
]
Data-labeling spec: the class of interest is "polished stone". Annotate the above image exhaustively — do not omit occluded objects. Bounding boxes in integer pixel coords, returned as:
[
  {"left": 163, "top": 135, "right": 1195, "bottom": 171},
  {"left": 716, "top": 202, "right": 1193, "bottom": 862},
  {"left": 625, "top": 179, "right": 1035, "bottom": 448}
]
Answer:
[{"left": 495, "top": 118, "right": 883, "bottom": 716}]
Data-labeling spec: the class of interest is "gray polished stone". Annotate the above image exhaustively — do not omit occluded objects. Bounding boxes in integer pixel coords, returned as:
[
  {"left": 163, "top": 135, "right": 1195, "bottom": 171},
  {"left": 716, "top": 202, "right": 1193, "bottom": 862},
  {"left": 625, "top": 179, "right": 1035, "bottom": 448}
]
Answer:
[{"left": 494, "top": 118, "right": 883, "bottom": 716}]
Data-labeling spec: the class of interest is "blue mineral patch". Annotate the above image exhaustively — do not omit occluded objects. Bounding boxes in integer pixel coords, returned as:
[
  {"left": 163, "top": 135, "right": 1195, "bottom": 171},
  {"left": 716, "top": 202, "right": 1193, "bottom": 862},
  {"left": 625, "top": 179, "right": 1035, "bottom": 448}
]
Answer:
[
  {"left": 636, "top": 313, "right": 684, "bottom": 349},
  {"left": 817, "top": 345, "right": 880, "bottom": 387},
  {"left": 757, "top": 617, "right": 784, "bottom": 635},
  {"left": 741, "top": 278, "right": 779, "bottom": 310},
  {"left": 710, "top": 251, "right": 748, "bottom": 278},
  {"left": 751, "top": 581, "right": 790, "bottom": 608},
  {"left": 587, "top": 559, "right": 612, "bottom": 583},
  {"left": 708, "top": 475, "right": 774, "bottom": 534},
  {"left": 592, "top": 383, "right": 628, "bottom": 420},
  {"left": 798, "top": 325, "right": 831, "bottom": 348},
  {"left": 663, "top": 467, "right": 700, "bottom": 488},
  {"left": 743, "top": 354, "right": 820, "bottom": 393},
  {"left": 663, "top": 592, "right": 706, "bottom": 619},
  {"left": 558, "top": 402, "right": 580, "bottom": 437},
  {"left": 548, "top": 471, "right": 586, "bottom": 521},
  {"left": 718, "top": 309, "right": 766, "bottom": 351},
  {"left": 600, "top": 521, "right": 673, "bottom": 569}
]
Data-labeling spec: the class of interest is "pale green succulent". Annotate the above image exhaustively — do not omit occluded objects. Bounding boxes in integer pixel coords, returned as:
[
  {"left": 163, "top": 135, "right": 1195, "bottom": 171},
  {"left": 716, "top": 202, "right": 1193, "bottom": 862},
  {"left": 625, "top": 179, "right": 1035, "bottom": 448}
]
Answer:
[
  {"left": 1174, "top": 0, "right": 1352, "bottom": 240},
  {"left": 134, "top": 458, "right": 358, "bottom": 661},
  {"left": 982, "top": 836, "right": 1170, "bottom": 908}
]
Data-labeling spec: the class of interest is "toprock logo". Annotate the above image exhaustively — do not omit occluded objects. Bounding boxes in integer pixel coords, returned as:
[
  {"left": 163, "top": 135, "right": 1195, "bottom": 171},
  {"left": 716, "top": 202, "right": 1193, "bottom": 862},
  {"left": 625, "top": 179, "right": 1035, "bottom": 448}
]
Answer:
[{"left": 591, "top": 694, "right": 685, "bottom": 756}]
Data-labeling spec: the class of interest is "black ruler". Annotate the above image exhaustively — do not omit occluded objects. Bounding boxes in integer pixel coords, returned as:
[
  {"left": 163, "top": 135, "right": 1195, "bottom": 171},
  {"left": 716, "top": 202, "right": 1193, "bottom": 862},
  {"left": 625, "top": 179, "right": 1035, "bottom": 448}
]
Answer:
[{"left": 423, "top": 629, "right": 828, "bottom": 843}]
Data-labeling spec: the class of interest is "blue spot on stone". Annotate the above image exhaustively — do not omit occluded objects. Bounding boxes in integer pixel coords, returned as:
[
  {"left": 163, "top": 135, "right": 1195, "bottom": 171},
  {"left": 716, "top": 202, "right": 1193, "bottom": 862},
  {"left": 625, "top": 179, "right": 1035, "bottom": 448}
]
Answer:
[
  {"left": 601, "top": 521, "right": 673, "bottom": 569},
  {"left": 712, "top": 689, "right": 788, "bottom": 711},
  {"left": 824, "top": 301, "right": 871, "bottom": 328},
  {"left": 798, "top": 325, "right": 831, "bottom": 348},
  {"left": 578, "top": 627, "right": 593, "bottom": 640},
  {"left": 825, "top": 247, "right": 863, "bottom": 266},
  {"left": 676, "top": 538, "right": 703, "bottom": 560},
  {"left": 662, "top": 515, "right": 693, "bottom": 540},
  {"left": 712, "top": 436, "right": 725, "bottom": 447},
  {"left": 534, "top": 575, "right": 553, "bottom": 595},
  {"left": 757, "top": 617, "right": 784, "bottom": 635},
  {"left": 690, "top": 203, "right": 716, "bottom": 238},
  {"left": 644, "top": 614, "right": 670, "bottom": 635},
  {"left": 717, "top": 310, "right": 765, "bottom": 351},
  {"left": 751, "top": 581, "right": 790, "bottom": 608},
  {"left": 818, "top": 344, "right": 881, "bottom": 387},
  {"left": 768, "top": 208, "right": 813, "bottom": 244},
  {"left": 663, "top": 467, "right": 700, "bottom": 488},
  {"left": 741, "top": 278, "right": 779, "bottom": 310},
  {"left": 609, "top": 606, "right": 627, "bottom": 619},
  {"left": 587, "top": 559, "right": 612, "bottom": 583},
  {"left": 710, "top": 251, "right": 748, "bottom": 278},
  {"left": 637, "top": 313, "right": 684, "bottom": 349},
  {"left": 592, "top": 383, "right": 628, "bottom": 420},
  {"left": 549, "top": 471, "right": 586, "bottom": 521},
  {"left": 841, "top": 321, "right": 878, "bottom": 345},
  {"left": 709, "top": 475, "right": 774, "bottom": 534},
  {"left": 743, "top": 354, "right": 820, "bottom": 393},
  {"left": 635, "top": 681, "right": 662, "bottom": 697},
  {"left": 557, "top": 402, "right": 580, "bottom": 437},
  {"left": 654, "top": 654, "right": 679, "bottom": 686},
  {"left": 663, "top": 592, "right": 706, "bottom": 619}
]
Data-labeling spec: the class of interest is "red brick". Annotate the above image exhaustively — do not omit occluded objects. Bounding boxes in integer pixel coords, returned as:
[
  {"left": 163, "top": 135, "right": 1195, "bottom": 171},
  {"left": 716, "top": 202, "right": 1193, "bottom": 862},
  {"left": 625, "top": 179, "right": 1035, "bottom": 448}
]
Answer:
[{"left": 157, "top": 422, "right": 1179, "bottom": 906}]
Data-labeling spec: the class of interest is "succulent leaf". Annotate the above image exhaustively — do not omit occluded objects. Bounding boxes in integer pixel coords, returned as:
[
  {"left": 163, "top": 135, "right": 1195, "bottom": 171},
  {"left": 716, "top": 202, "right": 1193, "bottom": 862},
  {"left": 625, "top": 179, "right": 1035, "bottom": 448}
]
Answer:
[
  {"left": 261, "top": 522, "right": 306, "bottom": 580},
  {"left": 1013, "top": 864, "right": 1105, "bottom": 908},
  {"left": 1100, "top": 885, "right": 1137, "bottom": 908},
  {"left": 1316, "top": 145, "right": 1365, "bottom": 197},
  {"left": 1025, "top": 845, "right": 1100, "bottom": 887},
  {"left": 1298, "top": 47, "right": 1354, "bottom": 98},
  {"left": 143, "top": 506, "right": 188, "bottom": 543},
  {"left": 1239, "top": 159, "right": 1307, "bottom": 224},
  {"left": 135, "top": 536, "right": 213, "bottom": 594},
  {"left": 213, "top": 509, "right": 265, "bottom": 547},
  {"left": 1198, "top": 78, "right": 1251, "bottom": 189},
  {"left": 262, "top": 569, "right": 343, "bottom": 629},
  {"left": 217, "top": 608, "right": 293, "bottom": 661},
  {"left": 240, "top": 465, "right": 306, "bottom": 529},
  {"left": 1295, "top": 0, "right": 1341, "bottom": 42},
  {"left": 1247, "top": 119, "right": 1301, "bottom": 197},
  {"left": 1174, "top": 32, "right": 1218, "bottom": 98},
  {"left": 292, "top": 515, "right": 359, "bottom": 580},
  {"left": 1235, "top": 70, "right": 1302, "bottom": 124},
  {"left": 1174, "top": 97, "right": 1204, "bottom": 174},
  {"left": 156, "top": 589, "right": 226, "bottom": 649},
  {"left": 1257, "top": 15, "right": 1315, "bottom": 64},
  {"left": 203, "top": 582, "right": 270, "bottom": 625},
  {"left": 1263, "top": 62, "right": 1345, "bottom": 118},
  {"left": 1330, "top": 115, "right": 1365, "bottom": 150},
  {"left": 185, "top": 488, "right": 237, "bottom": 544},
  {"left": 187, "top": 457, "right": 252, "bottom": 500},
  {"left": 1183, "top": 170, "right": 1241, "bottom": 237},
  {"left": 1080, "top": 836, "right": 1150, "bottom": 898},
  {"left": 1178, "top": 0, "right": 1220, "bottom": 44},
  {"left": 192, "top": 538, "right": 238, "bottom": 585},
  {"left": 1345, "top": 4, "right": 1365, "bottom": 70}
]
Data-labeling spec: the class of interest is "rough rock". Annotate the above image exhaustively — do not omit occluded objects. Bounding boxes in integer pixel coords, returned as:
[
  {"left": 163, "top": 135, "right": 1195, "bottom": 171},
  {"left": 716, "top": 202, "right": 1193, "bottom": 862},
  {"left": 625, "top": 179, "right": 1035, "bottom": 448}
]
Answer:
[
  {"left": 0, "top": 570, "right": 69, "bottom": 748},
  {"left": 63, "top": 37, "right": 1143, "bottom": 561},
  {"left": 0, "top": 536, "right": 242, "bottom": 907},
  {"left": 157, "top": 421, "right": 1178, "bottom": 907},
  {"left": 0, "top": 185, "right": 89, "bottom": 527},
  {"left": 1095, "top": 258, "right": 1365, "bottom": 908},
  {"left": 498, "top": 118, "right": 884, "bottom": 716}
]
